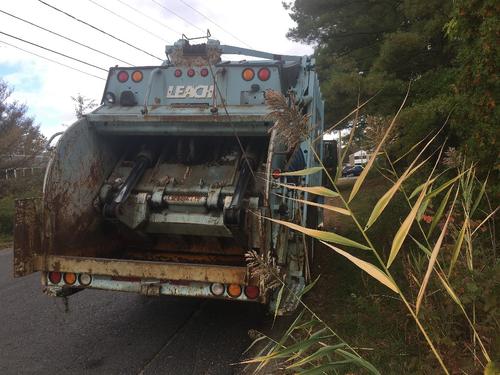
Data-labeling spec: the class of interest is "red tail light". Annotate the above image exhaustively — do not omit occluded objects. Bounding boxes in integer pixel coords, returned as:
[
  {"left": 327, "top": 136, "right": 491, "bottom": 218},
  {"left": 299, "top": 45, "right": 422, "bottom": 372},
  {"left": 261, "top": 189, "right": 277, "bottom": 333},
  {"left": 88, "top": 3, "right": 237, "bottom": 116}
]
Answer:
[
  {"left": 117, "top": 70, "right": 129, "bottom": 83},
  {"left": 174, "top": 69, "right": 182, "bottom": 77},
  {"left": 187, "top": 68, "right": 195, "bottom": 77},
  {"left": 272, "top": 169, "right": 281, "bottom": 179},
  {"left": 48, "top": 271, "right": 62, "bottom": 284},
  {"left": 244, "top": 286, "right": 260, "bottom": 299},
  {"left": 258, "top": 67, "right": 271, "bottom": 81},
  {"left": 200, "top": 68, "right": 209, "bottom": 77}
]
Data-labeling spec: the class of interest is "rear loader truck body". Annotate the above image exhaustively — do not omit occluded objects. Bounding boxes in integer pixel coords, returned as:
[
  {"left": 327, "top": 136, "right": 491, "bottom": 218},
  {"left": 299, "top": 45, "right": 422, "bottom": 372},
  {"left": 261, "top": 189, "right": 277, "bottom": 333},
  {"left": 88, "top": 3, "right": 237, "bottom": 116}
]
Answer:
[{"left": 14, "top": 38, "right": 331, "bottom": 313}]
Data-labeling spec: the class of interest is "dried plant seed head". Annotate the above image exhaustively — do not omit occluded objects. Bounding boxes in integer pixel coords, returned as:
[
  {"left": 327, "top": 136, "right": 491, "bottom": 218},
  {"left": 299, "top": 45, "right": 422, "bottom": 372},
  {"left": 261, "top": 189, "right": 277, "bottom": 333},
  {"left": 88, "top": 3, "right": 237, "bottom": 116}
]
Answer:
[{"left": 265, "top": 90, "right": 311, "bottom": 151}]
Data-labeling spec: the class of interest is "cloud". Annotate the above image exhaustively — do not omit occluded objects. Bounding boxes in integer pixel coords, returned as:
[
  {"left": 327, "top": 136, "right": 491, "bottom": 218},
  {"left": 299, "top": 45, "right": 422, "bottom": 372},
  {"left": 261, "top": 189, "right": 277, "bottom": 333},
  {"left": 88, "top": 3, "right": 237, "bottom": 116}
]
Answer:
[{"left": 0, "top": 0, "right": 313, "bottom": 136}]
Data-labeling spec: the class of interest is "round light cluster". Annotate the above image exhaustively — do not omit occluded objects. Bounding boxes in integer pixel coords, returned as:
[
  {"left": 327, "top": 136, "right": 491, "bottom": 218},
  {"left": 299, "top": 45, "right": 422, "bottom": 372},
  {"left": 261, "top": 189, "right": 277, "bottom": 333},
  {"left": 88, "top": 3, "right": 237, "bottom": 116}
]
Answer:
[
  {"left": 242, "top": 67, "right": 271, "bottom": 82},
  {"left": 47, "top": 271, "right": 92, "bottom": 287},
  {"left": 209, "top": 282, "right": 260, "bottom": 300}
]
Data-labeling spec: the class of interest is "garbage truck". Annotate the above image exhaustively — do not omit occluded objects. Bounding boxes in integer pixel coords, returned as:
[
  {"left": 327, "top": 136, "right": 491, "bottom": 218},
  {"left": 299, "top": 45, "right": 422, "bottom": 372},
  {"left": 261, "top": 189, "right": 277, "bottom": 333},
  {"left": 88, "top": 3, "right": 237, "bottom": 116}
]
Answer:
[{"left": 13, "top": 38, "right": 331, "bottom": 312}]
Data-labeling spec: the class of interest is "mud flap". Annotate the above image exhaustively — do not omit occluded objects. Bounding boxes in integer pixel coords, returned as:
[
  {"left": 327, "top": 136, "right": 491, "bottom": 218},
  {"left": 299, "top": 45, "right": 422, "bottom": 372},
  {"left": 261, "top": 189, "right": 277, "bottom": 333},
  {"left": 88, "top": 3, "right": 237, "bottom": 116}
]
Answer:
[{"left": 13, "top": 198, "right": 42, "bottom": 277}]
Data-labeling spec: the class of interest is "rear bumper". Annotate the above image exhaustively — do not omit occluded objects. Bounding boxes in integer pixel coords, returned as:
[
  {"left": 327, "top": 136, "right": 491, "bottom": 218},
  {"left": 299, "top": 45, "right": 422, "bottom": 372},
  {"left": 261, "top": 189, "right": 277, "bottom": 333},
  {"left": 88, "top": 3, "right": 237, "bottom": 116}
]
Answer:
[
  {"left": 43, "top": 273, "right": 262, "bottom": 303},
  {"left": 34, "top": 255, "right": 247, "bottom": 284},
  {"left": 36, "top": 255, "right": 264, "bottom": 303}
]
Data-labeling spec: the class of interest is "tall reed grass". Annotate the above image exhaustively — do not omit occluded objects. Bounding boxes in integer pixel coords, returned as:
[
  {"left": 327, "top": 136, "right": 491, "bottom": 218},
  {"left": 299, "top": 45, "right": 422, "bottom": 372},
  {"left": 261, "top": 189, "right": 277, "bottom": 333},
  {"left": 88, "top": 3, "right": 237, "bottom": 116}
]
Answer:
[{"left": 244, "top": 90, "right": 497, "bottom": 374}]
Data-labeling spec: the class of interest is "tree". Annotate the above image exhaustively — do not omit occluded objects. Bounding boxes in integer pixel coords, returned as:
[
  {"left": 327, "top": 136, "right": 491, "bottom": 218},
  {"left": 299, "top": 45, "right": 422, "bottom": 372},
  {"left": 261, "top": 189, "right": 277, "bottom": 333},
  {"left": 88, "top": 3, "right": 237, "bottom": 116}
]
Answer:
[
  {"left": 285, "top": 0, "right": 499, "bottom": 174},
  {"left": 446, "top": 0, "right": 499, "bottom": 173},
  {"left": 0, "top": 79, "right": 45, "bottom": 171},
  {"left": 0, "top": 79, "right": 46, "bottom": 236},
  {"left": 71, "top": 93, "right": 97, "bottom": 119}
]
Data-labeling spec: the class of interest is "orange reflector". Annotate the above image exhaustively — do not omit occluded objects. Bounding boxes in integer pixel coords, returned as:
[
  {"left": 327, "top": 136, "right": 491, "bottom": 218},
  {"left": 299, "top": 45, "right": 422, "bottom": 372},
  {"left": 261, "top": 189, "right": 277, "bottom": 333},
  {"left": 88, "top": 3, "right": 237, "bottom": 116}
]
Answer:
[
  {"left": 63, "top": 272, "right": 77, "bottom": 285},
  {"left": 242, "top": 68, "right": 254, "bottom": 81},
  {"left": 227, "top": 284, "right": 242, "bottom": 298},
  {"left": 131, "top": 70, "right": 143, "bottom": 82}
]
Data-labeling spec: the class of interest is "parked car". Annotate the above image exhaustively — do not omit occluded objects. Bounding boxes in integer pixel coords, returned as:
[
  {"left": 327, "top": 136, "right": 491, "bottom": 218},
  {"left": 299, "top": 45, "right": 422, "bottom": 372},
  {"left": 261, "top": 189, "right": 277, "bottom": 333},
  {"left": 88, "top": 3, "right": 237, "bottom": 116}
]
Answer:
[{"left": 342, "top": 165, "right": 363, "bottom": 177}]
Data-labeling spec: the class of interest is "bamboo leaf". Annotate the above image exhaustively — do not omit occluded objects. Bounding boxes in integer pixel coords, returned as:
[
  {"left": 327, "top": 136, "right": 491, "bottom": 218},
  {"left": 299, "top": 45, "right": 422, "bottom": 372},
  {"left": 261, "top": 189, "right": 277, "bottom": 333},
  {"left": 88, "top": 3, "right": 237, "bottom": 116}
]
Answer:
[
  {"left": 427, "top": 186, "right": 453, "bottom": 238},
  {"left": 424, "top": 173, "right": 463, "bottom": 201},
  {"left": 244, "top": 328, "right": 332, "bottom": 363},
  {"left": 409, "top": 234, "right": 432, "bottom": 256},
  {"left": 484, "top": 361, "right": 499, "bottom": 375},
  {"left": 471, "top": 206, "right": 499, "bottom": 236},
  {"left": 298, "top": 362, "right": 352, "bottom": 375},
  {"left": 416, "top": 194, "right": 455, "bottom": 315},
  {"left": 273, "top": 284, "right": 285, "bottom": 324},
  {"left": 268, "top": 217, "right": 371, "bottom": 250},
  {"left": 287, "top": 344, "right": 347, "bottom": 369},
  {"left": 470, "top": 175, "right": 488, "bottom": 216},
  {"left": 336, "top": 349, "right": 381, "bottom": 374},
  {"left": 297, "top": 275, "right": 321, "bottom": 298},
  {"left": 277, "top": 193, "right": 350, "bottom": 216},
  {"left": 277, "top": 183, "right": 339, "bottom": 198},
  {"left": 348, "top": 85, "right": 411, "bottom": 203},
  {"left": 388, "top": 181, "right": 429, "bottom": 268},
  {"left": 367, "top": 131, "right": 445, "bottom": 229},
  {"left": 436, "top": 272, "right": 462, "bottom": 306},
  {"left": 279, "top": 167, "right": 323, "bottom": 176},
  {"left": 409, "top": 178, "right": 436, "bottom": 200},
  {"left": 321, "top": 241, "right": 398, "bottom": 293},
  {"left": 366, "top": 159, "right": 428, "bottom": 229},
  {"left": 448, "top": 218, "right": 467, "bottom": 277}
]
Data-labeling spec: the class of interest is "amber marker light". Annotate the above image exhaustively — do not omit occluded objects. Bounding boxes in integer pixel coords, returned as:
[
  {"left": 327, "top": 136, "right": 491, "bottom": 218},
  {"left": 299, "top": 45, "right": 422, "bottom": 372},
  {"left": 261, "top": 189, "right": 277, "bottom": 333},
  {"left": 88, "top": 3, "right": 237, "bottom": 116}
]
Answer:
[
  {"left": 131, "top": 70, "right": 143, "bottom": 82},
  {"left": 63, "top": 272, "right": 77, "bottom": 285},
  {"left": 227, "top": 284, "right": 242, "bottom": 298},
  {"left": 242, "top": 68, "right": 255, "bottom": 81}
]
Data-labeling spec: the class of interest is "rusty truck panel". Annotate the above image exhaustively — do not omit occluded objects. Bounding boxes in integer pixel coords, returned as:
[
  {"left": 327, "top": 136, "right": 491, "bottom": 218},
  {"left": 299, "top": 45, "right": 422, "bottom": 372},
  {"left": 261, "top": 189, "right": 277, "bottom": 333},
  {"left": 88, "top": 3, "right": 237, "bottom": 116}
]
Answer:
[
  {"left": 34, "top": 255, "right": 247, "bottom": 284},
  {"left": 13, "top": 198, "right": 41, "bottom": 277}
]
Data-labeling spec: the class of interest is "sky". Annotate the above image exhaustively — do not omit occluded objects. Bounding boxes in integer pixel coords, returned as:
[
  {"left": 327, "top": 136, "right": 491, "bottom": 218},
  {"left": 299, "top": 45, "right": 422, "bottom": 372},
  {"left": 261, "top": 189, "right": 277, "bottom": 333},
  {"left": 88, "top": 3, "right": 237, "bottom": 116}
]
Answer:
[{"left": 0, "top": 0, "right": 314, "bottom": 137}]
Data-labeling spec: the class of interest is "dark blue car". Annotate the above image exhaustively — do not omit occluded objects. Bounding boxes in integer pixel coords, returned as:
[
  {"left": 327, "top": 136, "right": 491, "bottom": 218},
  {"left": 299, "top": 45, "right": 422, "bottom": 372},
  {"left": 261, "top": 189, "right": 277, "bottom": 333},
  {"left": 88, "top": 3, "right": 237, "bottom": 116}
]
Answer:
[{"left": 342, "top": 165, "right": 364, "bottom": 177}]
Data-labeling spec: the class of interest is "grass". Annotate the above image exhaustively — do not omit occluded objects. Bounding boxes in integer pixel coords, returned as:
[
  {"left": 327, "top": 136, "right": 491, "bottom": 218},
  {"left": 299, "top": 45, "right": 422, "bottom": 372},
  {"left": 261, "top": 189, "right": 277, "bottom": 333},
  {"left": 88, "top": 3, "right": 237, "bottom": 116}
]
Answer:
[
  {"left": 308, "top": 175, "right": 419, "bottom": 373},
  {"left": 302, "top": 172, "right": 498, "bottom": 373}
]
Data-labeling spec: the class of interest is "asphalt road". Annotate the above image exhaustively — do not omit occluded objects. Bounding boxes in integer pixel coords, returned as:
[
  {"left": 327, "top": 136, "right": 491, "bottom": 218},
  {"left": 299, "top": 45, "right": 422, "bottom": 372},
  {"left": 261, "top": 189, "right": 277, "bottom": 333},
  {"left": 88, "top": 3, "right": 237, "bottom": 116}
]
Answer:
[{"left": 0, "top": 248, "right": 270, "bottom": 375}]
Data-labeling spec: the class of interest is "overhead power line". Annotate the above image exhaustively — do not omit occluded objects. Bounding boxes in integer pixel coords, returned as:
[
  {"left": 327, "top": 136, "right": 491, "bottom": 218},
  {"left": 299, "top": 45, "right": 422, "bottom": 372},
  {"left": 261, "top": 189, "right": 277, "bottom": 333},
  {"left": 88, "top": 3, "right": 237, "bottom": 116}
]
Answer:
[
  {"left": 150, "top": 0, "right": 204, "bottom": 34},
  {"left": 37, "top": 0, "right": 164, "bottom": 61},
  {"left": 86, "top": 0, "right": 169, "bottom": 43},
  {"left": 0, "top": 39, "right": 106, "bottom": 80},
  {"left": 0, "top": 30, "right": 108, "bottom": 72},
  {"left": 0, "top": 9, "right": 133, "bottom": 66},
  {"left": 114, "top": 0, "right": 181, "bottom": 35},
  {"left": 178, "top": 0, "right": 253, "bottom": 48}
]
